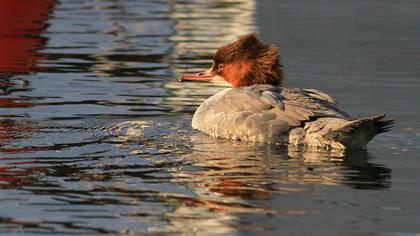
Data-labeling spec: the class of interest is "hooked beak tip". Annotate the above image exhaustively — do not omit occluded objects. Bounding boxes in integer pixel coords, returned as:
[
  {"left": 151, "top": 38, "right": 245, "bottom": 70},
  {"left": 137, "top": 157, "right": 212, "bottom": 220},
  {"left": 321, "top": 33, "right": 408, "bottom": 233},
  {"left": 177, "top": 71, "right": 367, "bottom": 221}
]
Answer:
[{"left": 178, "top": 72, "right": 214, "bottom": 83}]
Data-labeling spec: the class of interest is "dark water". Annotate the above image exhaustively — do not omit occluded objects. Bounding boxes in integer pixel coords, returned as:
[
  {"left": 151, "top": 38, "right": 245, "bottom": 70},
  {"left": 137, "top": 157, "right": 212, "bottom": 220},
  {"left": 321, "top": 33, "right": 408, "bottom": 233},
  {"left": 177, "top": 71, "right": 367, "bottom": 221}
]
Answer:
[{"left": 0, "top": 0, "right": 419, "bottom": 235}]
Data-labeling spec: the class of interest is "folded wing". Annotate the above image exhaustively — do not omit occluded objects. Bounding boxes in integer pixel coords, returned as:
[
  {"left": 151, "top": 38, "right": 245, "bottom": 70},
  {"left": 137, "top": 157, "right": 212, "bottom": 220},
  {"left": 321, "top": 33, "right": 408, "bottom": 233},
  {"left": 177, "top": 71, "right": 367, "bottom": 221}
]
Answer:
[{"left": 192, "top": 85, "right": 351, "bottom": 144}]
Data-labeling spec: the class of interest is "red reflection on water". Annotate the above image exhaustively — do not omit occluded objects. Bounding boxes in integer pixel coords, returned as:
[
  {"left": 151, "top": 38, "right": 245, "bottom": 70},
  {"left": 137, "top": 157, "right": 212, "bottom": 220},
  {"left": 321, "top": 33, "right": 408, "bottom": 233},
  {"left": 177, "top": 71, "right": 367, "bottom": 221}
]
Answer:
[
  {"left": 0, "top": 119, "right": 25, "bottom": 141},
  {"left": 0, "top": 97, "right": 47, "bottom": 108},
  {"left": 0, "top": 162, "right": 42, "bottom": 187},
  {"left": 0, "top": 119, "right": 45, "bottom": 187},
  {"left": 0, "top": 0, "right": 55, "bottom": 74}
]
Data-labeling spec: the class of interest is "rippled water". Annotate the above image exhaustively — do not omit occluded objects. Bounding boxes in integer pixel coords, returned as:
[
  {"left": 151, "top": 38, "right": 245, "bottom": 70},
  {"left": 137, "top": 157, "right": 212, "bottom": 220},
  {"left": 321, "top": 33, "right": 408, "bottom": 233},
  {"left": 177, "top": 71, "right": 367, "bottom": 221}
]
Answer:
[{"left": 0, "top": 0, "right": 419, "bottom": 235}]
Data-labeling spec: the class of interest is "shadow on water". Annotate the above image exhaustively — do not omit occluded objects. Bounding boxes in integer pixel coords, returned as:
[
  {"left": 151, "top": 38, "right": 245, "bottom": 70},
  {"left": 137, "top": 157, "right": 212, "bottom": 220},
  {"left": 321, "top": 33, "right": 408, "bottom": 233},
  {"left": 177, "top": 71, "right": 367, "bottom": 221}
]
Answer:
[{"left": 338, "top": 150, "right": 392, "bottom": 190}]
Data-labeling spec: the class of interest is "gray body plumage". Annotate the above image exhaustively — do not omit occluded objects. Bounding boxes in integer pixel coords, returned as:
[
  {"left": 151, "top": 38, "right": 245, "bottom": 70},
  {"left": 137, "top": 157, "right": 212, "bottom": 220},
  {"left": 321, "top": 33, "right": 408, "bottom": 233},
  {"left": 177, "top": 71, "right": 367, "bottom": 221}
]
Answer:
[{"left": 192, "top": 84, "right": 393, "bottom": 149}]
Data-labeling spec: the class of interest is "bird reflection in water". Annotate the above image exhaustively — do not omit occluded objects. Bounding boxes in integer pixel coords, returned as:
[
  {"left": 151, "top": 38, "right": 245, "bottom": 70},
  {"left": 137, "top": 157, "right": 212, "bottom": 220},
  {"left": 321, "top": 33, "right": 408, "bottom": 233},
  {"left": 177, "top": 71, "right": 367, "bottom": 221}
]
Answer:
[{"left": 149, "top": 133, "right": 391, "bottom": 234}]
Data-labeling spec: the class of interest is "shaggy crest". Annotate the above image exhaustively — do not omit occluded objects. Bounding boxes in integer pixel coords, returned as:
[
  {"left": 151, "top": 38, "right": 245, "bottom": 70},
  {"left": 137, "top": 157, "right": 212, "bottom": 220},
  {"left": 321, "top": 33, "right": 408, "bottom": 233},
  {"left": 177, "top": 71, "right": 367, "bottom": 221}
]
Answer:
[{"left": 211, "top": 33, "right": 284, "bottom": 87}]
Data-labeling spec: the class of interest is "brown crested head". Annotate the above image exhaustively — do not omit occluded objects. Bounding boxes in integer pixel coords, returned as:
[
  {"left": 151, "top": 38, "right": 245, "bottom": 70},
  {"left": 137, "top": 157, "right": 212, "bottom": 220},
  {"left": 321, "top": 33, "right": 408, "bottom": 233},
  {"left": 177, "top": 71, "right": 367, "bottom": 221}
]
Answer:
[{"left": 210, "top": 33, "right": 283, "bottom": 88}]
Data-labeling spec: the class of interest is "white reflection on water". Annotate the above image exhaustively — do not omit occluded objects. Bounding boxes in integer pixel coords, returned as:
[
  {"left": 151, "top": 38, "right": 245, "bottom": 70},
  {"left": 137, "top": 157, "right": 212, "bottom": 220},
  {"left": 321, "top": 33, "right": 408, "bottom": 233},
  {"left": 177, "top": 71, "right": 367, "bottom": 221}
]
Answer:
[
  {"left": 169, "top": 0, "right": 256, "bottom": 73},
  {"left": 165, "top": 0, "right": 258, "bottom": 114}
]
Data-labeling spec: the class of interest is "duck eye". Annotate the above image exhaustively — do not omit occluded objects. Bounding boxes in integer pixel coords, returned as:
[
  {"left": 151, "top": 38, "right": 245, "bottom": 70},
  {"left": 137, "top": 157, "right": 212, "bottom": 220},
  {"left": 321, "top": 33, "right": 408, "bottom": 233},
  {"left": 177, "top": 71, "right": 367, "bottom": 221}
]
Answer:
[{"left": 218, "top": 64, "right": 224, "bottom": 70}]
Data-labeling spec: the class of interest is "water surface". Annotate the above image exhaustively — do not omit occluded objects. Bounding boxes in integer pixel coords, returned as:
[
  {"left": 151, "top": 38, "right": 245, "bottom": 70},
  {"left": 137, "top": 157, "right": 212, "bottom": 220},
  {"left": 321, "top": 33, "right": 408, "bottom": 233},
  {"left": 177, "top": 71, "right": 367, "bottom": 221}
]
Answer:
[{"left": 0, "top": 0, "right": 419, "bottom": 235}]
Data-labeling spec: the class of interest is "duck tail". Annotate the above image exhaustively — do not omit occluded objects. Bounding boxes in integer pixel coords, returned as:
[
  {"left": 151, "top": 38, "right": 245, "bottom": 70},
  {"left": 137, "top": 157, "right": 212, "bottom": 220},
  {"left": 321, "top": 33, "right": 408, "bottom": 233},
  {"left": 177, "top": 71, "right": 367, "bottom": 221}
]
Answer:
[{"left": 323, "top": 114, "right": 394, "bottom": 149}]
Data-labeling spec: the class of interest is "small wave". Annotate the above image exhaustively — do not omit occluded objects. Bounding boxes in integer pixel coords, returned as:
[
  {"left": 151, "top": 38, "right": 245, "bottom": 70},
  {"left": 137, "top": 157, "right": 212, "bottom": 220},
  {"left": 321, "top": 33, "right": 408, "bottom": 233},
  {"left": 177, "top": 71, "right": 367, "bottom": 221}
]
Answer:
[{"left": 105, "top": 120, "right": 155, "bottom": 141}]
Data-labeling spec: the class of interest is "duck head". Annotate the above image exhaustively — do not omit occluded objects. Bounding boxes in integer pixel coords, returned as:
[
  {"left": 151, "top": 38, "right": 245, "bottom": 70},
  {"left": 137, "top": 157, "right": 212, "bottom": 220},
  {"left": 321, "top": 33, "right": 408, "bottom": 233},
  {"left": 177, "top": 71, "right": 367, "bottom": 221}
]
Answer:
[{"left": 179, "top": 33, "right": 284, "bottom": 88}]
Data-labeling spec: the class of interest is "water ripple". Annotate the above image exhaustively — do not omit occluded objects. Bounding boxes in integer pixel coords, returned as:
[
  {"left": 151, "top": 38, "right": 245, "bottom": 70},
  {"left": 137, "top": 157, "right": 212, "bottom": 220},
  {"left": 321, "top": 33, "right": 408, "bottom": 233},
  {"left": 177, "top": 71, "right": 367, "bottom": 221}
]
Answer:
[{"left": 0, "top": 0, "right": 418, "bottom": 234}]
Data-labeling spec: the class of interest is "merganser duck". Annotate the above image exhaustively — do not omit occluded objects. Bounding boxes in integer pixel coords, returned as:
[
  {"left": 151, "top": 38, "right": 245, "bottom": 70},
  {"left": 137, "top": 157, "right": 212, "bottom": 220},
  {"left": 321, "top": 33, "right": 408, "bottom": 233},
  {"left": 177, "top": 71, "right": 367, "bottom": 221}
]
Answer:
[{"left": 179, "top": 33, "right": 393, "bottom": 149}]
